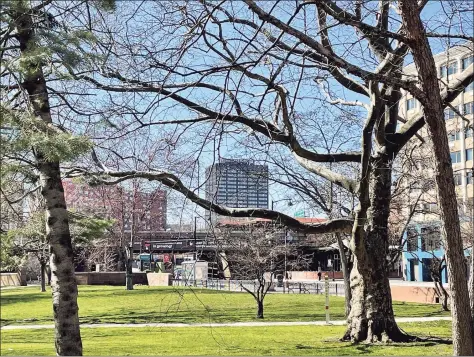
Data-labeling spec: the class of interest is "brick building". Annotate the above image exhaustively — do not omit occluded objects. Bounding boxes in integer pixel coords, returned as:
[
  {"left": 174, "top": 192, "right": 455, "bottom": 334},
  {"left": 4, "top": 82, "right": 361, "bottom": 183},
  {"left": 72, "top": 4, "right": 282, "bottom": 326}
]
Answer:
[{"left": 63, "top": 179, "right": 167, "bottom": 232}]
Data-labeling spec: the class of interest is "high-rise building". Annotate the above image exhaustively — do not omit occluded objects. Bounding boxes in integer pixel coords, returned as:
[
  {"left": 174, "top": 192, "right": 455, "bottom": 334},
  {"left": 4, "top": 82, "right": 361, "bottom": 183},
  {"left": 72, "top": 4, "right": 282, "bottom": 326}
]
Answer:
[
  {"left": 205, "top": 159, "right": 269, "bottom": 223},
  {"left": 398, "top": 44, "right": 473, "bottom": 221}
]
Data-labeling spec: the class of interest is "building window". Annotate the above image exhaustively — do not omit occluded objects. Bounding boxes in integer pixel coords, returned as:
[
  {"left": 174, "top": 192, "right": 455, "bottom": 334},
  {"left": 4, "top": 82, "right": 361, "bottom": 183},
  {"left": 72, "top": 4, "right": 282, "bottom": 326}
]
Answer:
[
  {"left": 448, "top": 130, "right": 461, "bottom": 141},
  {"left": 465, "top": 82, "right": 474, "bottom": 93},
  {"left": 333, "top": 253, "right": 341, "bottom": 272},
  {"left": 464, "top": 102, "right": 473, "bottom": 115},
  {"left": 407, "top": 227, "right": 418, "bottom": 252},
  {"left": 421, "top": 226, "right": 441, "bottom": 252},
  {"left": 467, "top": 171, "right": 473, "bottom": 185},
  {"left": 467, "top": 148, "right": 473, "bottom": 161},
  {"left": 451, "top": 151, "right": 461, "bottom": 164},
  {"left": 422, "top": 202, "right": 437, "bottom": 213},
  {"left": 406, "top": 98, "right": 417, "bottom": 111},
  {"left": 462, "top": 56, "right": 474, "bottom": 70},
  {"left": 444, "top": 108, "right": 457, "bottom": 120},
  {"left": 466, "top": 128, "right": 473, "bottom": 138},
  {"left": 454, "top": 173, "right": 463, "bottom": 185},
  {"left": 440, "top": 61, "right": 458, "bottom": 76}
]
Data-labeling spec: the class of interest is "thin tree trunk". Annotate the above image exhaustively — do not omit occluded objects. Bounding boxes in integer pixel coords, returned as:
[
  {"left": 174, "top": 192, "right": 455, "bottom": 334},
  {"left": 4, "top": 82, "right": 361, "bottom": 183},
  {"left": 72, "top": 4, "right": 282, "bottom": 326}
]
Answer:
[
  {"left": 15, "top": 9, "right": 83, "bottom": 356},
  {"left": 399, "top": 2, "right": 474, "bottom": 354},
  {"left": 432, "top": 267, "right": 449, "bottom": 312},
  {"left": 437, "top": 282, "right": 449, "bottom": 312},
  {"left": 335, "top": 233, "right": 351, "bottom": 318},
  {"left": 256, "top": 299, "right": 264, "bottom": 319},
  {"left": 40, "top": 261, "right": 47, "bottom": 293},
  {"left": 47, "top": 266, "right": 52, "bottom": 286},
  {"left": 126, "top": 245, "right": 133, "bottom": 290}
]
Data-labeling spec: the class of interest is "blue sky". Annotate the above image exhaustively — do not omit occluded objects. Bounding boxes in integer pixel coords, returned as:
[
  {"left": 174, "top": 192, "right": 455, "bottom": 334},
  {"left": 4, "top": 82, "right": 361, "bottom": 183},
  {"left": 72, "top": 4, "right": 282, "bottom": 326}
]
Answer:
[{"left": 54, "top": 0, "right": 473, "bottom": 224}]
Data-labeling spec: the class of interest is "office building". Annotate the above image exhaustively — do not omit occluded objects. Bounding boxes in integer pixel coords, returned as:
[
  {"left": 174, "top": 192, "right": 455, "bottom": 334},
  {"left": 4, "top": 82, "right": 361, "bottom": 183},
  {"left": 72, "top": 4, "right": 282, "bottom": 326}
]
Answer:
[
  {"left": 204, "top": 158, "right": 269, "bottom": 223},
  {"left": 398, "top": 44, "right": 473, "bottom": 221},
  {"left": 394, "top": 45, "right": 473, "bottom": 282}
]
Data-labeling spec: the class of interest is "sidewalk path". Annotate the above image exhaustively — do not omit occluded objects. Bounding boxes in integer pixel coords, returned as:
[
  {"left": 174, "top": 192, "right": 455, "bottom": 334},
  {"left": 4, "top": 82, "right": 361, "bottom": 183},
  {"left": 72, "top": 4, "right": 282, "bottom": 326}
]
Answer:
[{"left": 1, "top": 316, "right": 452, "bottom": 331}]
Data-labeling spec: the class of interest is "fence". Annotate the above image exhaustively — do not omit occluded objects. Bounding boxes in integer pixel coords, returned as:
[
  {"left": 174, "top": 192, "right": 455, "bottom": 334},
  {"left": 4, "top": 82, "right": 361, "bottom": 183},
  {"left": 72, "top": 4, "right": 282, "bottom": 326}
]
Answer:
[{"left": 172, "top": 278, "right": 344, "bottom": 296}]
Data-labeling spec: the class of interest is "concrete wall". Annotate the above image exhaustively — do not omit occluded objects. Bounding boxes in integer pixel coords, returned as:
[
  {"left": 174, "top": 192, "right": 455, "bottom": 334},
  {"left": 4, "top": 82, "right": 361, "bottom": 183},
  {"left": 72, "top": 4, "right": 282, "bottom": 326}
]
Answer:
[
  {"left": 0, "top": 272, "right": 27, "bottom": 287},
  {"left": 147, "top": 273, "right": 172, "bottom": 286},
  {"left": 75, "top": 272, "right": 148, "bottom": 286},
  {"left": 391, "top": 285, "right": 441, "bottom": 304}
]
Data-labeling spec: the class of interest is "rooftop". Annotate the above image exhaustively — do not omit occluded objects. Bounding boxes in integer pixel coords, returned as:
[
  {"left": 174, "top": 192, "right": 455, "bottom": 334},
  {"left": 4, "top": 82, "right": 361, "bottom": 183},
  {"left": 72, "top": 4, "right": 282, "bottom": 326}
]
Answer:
[{"left": 403, "top": 43, "right": 473, "bottom": 75}]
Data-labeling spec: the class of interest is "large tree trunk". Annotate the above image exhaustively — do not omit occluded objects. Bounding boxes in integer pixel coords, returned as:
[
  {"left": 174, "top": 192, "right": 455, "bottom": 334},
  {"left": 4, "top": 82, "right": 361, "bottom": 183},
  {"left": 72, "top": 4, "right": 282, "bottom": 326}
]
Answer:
[
  {"left": 15, "top": 10, "right": 83, "bottom": 356},
  {"left": 399, "top": 2, "right": 474, "bottom": 355},
  {"left": 40, "top": 261, "right": 47, "bottom": 293},
  {"left": 470, "top": 208, "right": 474, "bottom": 341},
  {"left": 344, "top": 155, "right": 413, "bottom": 343},
  {"left": 470, "top": 245, "right": 474, "bottom": 343},
  {"left": 335, "top": 233, "right": 351, "bottom": 318},
  {"left": 41, "top": 162, "right": 83, "bottom": 356}
]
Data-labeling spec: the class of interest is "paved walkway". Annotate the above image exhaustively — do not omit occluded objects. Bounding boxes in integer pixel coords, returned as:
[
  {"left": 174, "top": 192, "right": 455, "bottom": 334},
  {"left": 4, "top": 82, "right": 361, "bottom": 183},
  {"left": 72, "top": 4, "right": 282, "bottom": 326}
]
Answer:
[{"left": 1, "top": 316, "right": 452, "bottom": 330}]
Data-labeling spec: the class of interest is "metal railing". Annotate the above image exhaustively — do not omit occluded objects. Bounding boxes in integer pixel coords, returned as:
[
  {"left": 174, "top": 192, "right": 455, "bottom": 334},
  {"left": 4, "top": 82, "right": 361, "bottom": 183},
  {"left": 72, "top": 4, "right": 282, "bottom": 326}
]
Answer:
[{"left": 172, "top": 278, "right": 344, "bottom": 296}]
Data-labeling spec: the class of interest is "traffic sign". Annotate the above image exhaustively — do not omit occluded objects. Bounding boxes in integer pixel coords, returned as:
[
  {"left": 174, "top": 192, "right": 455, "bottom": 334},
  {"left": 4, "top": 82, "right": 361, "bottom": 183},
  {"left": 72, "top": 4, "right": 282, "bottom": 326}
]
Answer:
[{"left": 294, "top": 210, "right": 305, "bottom": 217}]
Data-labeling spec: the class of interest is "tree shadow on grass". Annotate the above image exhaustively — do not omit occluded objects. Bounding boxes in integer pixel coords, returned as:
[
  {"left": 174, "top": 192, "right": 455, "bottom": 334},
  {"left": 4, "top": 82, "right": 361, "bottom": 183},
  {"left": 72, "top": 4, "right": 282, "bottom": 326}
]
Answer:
[
  {"left": 348, "top": 338, "right": 452, "bottom": 352},
  {"left": 0, "top": 292, "right": 51, "bottom": 306}
]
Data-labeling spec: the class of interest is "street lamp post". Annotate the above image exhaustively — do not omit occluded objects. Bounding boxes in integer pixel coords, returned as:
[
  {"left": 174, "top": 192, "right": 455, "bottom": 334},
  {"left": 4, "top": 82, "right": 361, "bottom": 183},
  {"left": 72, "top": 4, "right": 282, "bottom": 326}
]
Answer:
[
  {"left": 193, "top": 216, "right": 198, "bottom": 285},
  {"left": 271, "top": 200, "right": 293, "bottom": 282},
  {"left": 126, "top": 241, "right": 133, "bottom": 290},
  {"left": 194, "top": 216, "right": 198, "bottom": 260},
  {"left": 125, "top": 211, "right": 135, "bottom": 290},
  {"left": 271, "top": 198, "right": 293, "bottom": 211}
]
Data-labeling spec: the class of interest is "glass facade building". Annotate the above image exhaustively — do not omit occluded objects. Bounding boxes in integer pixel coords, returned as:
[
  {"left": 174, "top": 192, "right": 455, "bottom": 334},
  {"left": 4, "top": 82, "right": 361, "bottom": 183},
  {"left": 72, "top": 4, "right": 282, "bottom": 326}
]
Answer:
[{"left": 205, "top": 159, "right": 269, "bottom": 223}]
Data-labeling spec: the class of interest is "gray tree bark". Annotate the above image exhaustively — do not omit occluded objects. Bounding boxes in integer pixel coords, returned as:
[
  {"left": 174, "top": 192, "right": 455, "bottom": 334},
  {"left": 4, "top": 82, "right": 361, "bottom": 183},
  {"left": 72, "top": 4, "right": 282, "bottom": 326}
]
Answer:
[
  {"left": 469, "top": 207, "right": 474, "bottom": 343},
  {"left": 470, "top": 244, "right": 474, "bottom": 343},
  {"left": 40, "top": 260, "right": 47, "bottom": 293},
  {"left": 256, "top": 299, "right": 264, "bottom": 319},
  {"left": 399, "top": 1, "right": 474, "bottom": 355},
  {"left": 15, "top": 9, "right": 83, "bottom": 356},
  {"left": 344, "top": 155, "right": 412, "bottom": 343}
]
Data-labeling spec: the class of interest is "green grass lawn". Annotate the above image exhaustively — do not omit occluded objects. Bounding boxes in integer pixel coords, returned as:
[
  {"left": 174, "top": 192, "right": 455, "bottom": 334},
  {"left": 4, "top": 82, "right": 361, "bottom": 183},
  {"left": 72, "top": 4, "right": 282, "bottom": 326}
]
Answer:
[
  {"left": 0, "top": 285, "right": 449, "bottom": 326},
  {"left": 0, "top": 321, "right": 453, "bottom": 356}
]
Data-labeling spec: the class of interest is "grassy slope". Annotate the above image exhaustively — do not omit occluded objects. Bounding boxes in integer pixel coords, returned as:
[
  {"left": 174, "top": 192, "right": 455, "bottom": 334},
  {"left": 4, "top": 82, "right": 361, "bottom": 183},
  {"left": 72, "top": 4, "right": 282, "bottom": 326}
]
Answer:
[
  {"left": 0, "top": 285, "right": 449, "bottom": 326},
  {"left": 0, "top": 322, "right": 453, "bottom": 356}
]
